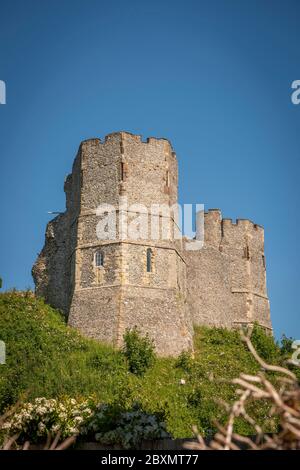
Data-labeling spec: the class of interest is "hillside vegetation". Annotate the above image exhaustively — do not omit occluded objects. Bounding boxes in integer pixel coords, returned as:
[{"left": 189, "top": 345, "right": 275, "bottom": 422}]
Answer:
[{"left": 0, "top": 291, "right": 297, "bottom": 438}]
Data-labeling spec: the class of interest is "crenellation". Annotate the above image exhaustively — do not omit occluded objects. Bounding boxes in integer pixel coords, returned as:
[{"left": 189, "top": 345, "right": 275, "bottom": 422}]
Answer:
[
  {"left": 104, "top": 131, "right": 141, "bottom": 143},
  {"left": 204, "top": 209, "right": 222, "bottom": 248},
  {"left": 222, "top": 218, "right": 233, "bottom": 225},
  {"left": 187, "top": 206, "right": 271, "bottom": 332}
]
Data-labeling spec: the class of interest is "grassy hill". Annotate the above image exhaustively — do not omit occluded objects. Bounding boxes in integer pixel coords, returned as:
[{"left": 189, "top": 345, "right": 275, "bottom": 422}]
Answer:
[{"left": 0, "top": 291, "right": 296, "bottom": 438}]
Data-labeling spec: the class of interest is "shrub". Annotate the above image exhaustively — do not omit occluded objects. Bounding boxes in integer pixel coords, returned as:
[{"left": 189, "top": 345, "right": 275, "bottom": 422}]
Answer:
[
  {"left": 280, "top": 334, "right": 294, "bottom": 355},
  {"left": 187, "top": 387, "right": 202, "bottom": 408},
  {"left": 0, "top": 397, "right": 93, "bottom": 443},
  {"left": 202, "top": 327, "right": 241, "bottom": 346},
  {"left": 88, "top": 402, "right": 169, "bottom": 449},
  {"left": 250, "top": 323, "right": 280, "bottom": 362},
  {"left": 122, "top": 327, "right": 156, "bottom": 377},
  {"left": 175, "top": 351, "right": 193, "bottom": 373},
  {"left": 0, "top": 398, "right": 169, "bottom": 450}
]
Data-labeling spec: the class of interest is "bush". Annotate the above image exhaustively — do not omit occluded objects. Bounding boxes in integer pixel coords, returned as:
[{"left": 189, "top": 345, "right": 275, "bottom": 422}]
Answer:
[
  {"left": 0, "top": 398, "right": 169, "bottom": 450},
  {"left": 89, "top": 402, "right": 169, "bottom": 449},
  {"left": 175, "top": 351, "right": 193, "bottom": 373},
  {"left": 0, "top": 397, "right": 94, "bottom": 443},
  {"left": 280, "top": 334, "right": 294, "bottom": 355},
  {"left": 122, "top": 327, "right": 156, "bottom": 376},
  {"left": 202, "top": 327, "right": 241, "bottom": 346},
  {"left": 250, "top": 323, "right": 280, "bottom": 362}
]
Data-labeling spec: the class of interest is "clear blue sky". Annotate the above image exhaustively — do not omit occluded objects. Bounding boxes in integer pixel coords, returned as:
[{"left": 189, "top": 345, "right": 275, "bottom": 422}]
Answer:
[{"left": 0, "top": 0, "right": 299, "bottom": 340}]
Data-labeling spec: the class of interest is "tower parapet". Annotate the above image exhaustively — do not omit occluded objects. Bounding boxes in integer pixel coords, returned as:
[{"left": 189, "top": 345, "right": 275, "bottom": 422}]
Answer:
[{"left": 186, "top": 209, "right": 271, "bottom": 332}]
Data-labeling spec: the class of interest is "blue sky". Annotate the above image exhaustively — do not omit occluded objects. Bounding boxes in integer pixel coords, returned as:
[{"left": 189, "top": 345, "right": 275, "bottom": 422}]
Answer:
[{"left": 0, "top": 0, "right": 299, "bottom": 340}]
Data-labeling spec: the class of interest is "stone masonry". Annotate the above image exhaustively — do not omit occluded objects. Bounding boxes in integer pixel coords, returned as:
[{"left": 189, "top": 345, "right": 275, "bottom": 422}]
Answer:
[{"left": 32, "top": 132, "right": 272, "bottom": 356}]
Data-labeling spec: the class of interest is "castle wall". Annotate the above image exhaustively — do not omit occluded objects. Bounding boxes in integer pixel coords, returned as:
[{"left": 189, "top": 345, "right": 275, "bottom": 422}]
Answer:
[
  {"left": 185, "top": 244, "right": 232, "bottom": 327},
  {"left": 32, "top": 213, "right": 69, "bottom": 315},
  {"left": 186, "top": 210, "right": 272, "bottom": 331},
  {"left": 68, "top": 287, "right": 121, "bottom": 344},
  {"left": 120, "top": 285, "right": 192, "bottom": 356}
]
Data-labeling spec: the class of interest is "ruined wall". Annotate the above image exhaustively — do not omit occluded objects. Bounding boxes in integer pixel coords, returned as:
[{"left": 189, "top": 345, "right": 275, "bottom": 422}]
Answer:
[
  {"left": 32, "top": 213, "right": 69, "bottom": 314},
  {"left": 186, "top": 209, "right": 272, "bottom": 332},
  {"left": 32, "top": 145, "right": 83, "bottom": 316}
]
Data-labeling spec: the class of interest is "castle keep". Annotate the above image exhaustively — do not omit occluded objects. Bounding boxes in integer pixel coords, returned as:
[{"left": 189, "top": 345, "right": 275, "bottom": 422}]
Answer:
[{"left": 32, "top": 132, "right": 272, "bottom": 355}]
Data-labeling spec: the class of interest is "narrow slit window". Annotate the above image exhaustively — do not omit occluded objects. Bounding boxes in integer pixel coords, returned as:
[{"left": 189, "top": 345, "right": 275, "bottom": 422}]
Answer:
[
  {"left": 121, "top": 162, "right": 127, "bottom": 181},
  {"left": 244, "top": 245, "right": 250, "bottom": 260},
  {"left": 146, "top": 248, "right": 152, "bottom": 273},
  {"left": 166, "top": 170, "right": 170, "bottom": 187},
  {"left": 95, "top": 250, "right": 104, "bottom": 267}
]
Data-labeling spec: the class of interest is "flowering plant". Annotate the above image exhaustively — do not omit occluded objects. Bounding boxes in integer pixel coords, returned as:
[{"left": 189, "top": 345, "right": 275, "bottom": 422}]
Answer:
[
  {"left": 1, "top": 398, "right": 169, "bottom": 449},
  {"left": 0, "top": 397, "right": 93, "bottom": 442},
  {"left": 88, "top": 402, "right": 169, "bottom": 449}
]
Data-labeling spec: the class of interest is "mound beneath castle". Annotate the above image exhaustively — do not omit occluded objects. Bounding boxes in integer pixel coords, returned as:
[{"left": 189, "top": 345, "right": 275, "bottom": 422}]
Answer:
[{"left": 0, "top": 291, "right": 281, "bottom": 438}]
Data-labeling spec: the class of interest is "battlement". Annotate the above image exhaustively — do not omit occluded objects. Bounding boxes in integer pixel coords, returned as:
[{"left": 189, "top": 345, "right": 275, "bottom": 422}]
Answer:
[
  {"left": 202, "top": 209, "right": 264, "bottom": 253},
  {"left": 67, "top": 132, "right": 179, "bottom": 211},
  {"left": 79, "top": 132, "right": 174, "bottom": 152},
  {"left": 189, "top": 207, "right": 270, "bottom": 333},
  {"left": 236, "top": 219, "right": 264, "bottom": 230},
  {"left": 222, "top": 217, "right": 264, "bottom": 233}
]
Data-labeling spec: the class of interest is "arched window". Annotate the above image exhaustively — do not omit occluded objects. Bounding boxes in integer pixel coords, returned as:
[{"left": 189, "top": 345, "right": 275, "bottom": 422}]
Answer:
[
  {"left": 94, "top": 250, "right": 104, "bottom": 267},
  {"left": 146, "top": 248, "right": 152, "bottom": 273}
]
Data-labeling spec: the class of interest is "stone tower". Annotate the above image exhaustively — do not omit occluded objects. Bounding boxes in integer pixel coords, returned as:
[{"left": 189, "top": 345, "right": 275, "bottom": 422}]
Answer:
[
  {"left": 186, "top": 210, "right": 272, "bottom": 332},
  {"left": 32, "top": 131, "right": 272, "bottom": 356},
  {"left": 32, "top": 132, "right": 193, "bottom": 355}
]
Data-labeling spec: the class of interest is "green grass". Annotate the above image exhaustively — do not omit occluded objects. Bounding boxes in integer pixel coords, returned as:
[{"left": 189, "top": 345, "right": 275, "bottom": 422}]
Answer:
[{"left": 0, "top": 291, "right": 296, "bottom": 438}]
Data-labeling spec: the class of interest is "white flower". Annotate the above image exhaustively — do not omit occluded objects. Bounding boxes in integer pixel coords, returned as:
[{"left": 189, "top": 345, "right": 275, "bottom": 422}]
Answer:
[
  {"left": 51, "top": 424, "right": 60, "bottom": 433},
  {"left": 1, "top": 422, "right": 11, "bottom": 430},
  {"left": 68, "top": 427, "right": 78, "bottom": 434},
  {"left": 74, "top": 416, "right": 83, "bottom": 424}
]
